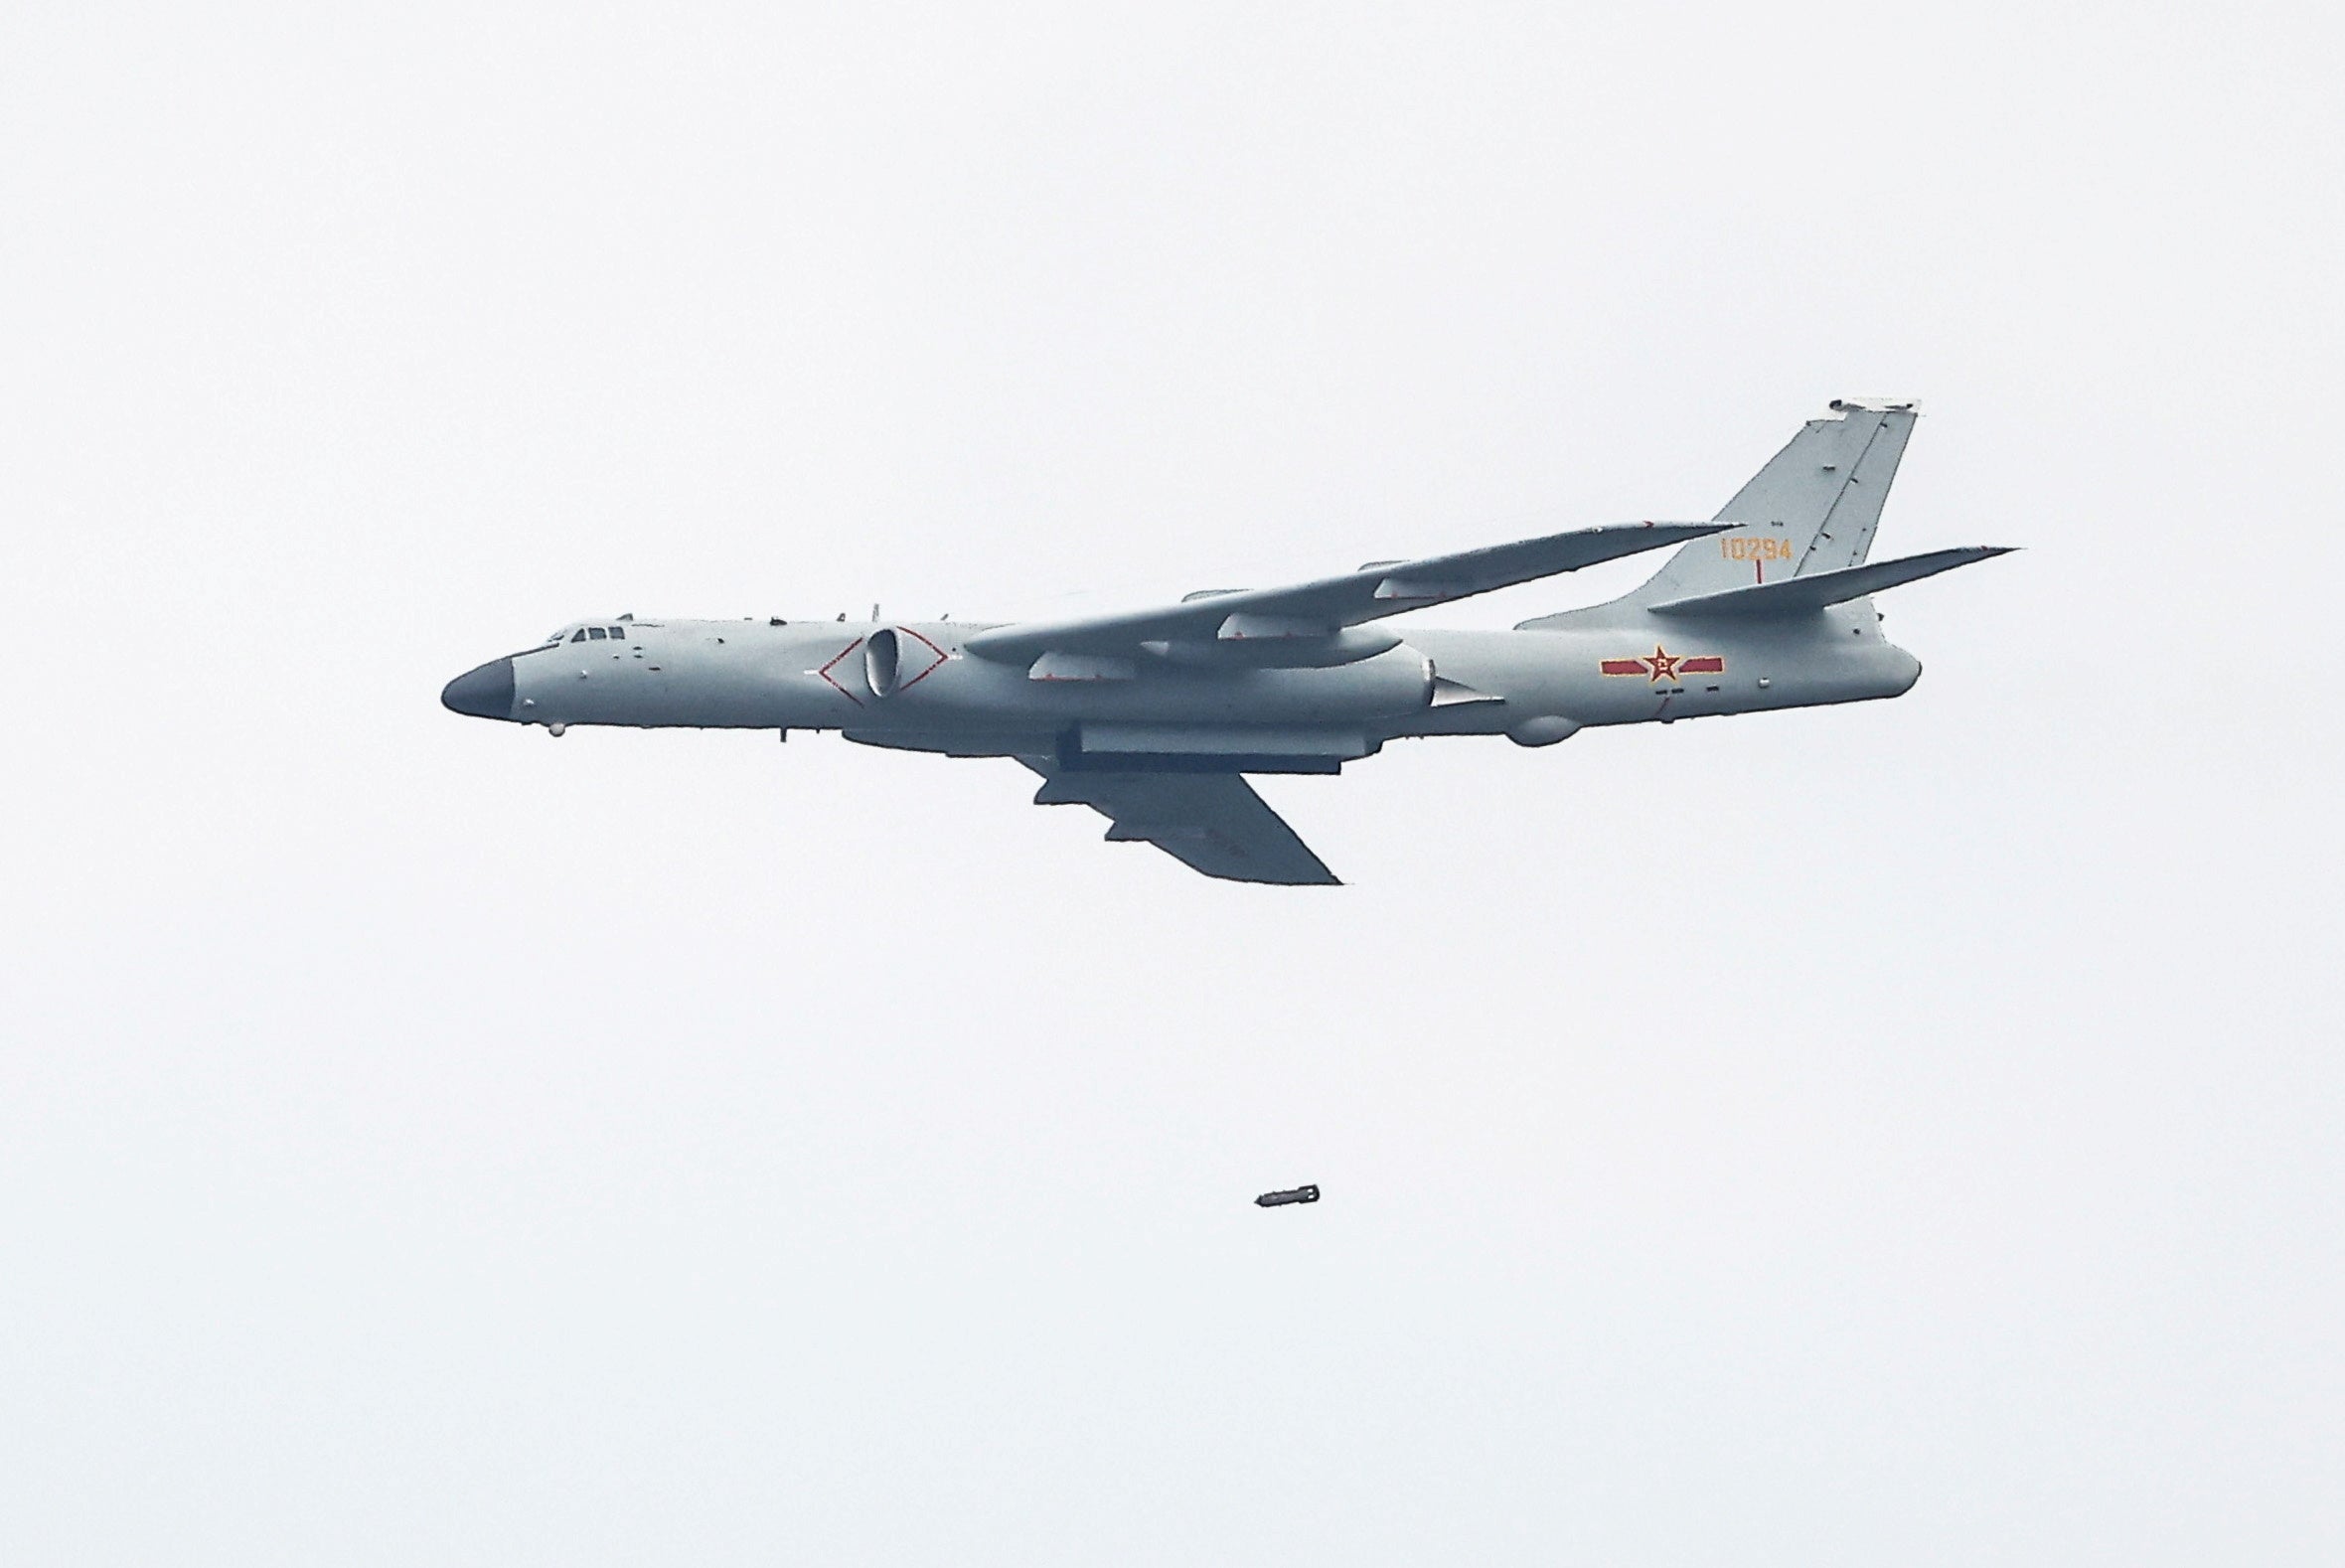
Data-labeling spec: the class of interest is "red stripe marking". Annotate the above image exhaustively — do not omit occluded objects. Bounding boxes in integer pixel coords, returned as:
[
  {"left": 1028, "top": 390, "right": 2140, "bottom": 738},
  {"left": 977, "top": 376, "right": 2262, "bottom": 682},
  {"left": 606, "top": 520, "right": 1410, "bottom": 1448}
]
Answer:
[
  {"left": 1680, "top": 656, "right": 1725, "bottom": 674},
  {"left": 892, "top": 626, "right": 953, "bottom": 693},
  {"left": 815, "top": 638, "right": 866, "bottom": 706},
  {"left": 1600, "top": 659, "right": 1646, "bottom": 676}
]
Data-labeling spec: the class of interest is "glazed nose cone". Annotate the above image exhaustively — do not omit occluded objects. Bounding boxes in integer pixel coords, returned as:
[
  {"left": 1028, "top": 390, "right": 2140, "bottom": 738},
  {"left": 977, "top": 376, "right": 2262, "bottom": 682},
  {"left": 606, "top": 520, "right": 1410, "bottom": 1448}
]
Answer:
[{"left": 441, "top": 658, "right": 516, "bottom": 719}]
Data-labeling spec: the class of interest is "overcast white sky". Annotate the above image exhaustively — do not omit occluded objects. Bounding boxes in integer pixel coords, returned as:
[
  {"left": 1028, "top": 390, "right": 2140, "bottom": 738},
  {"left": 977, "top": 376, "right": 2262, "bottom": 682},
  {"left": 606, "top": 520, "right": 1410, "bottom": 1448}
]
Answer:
[{"left": 6, "top": 2, "right": 2342, "bottom": 1563}]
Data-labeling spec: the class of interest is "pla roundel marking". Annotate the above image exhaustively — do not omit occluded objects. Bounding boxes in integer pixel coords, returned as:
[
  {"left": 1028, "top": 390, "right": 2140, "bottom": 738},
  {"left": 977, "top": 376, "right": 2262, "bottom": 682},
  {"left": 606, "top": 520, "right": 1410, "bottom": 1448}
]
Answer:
[{"left": 1601, "top": 645, "right": 1724, "bottom": 683}]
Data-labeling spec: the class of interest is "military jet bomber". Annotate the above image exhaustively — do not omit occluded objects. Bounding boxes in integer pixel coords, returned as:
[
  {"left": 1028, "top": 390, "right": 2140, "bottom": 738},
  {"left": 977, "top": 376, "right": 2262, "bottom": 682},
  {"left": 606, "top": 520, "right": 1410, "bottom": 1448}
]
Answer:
[{"left": 443, "top": 400, "right": 2008, "bottom": 883}]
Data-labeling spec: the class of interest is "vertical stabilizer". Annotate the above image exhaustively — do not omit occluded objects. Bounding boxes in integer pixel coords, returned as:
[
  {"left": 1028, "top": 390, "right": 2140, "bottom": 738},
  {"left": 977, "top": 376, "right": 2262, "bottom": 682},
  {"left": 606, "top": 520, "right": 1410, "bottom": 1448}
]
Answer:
[{"left": 1619, "top": 400, "right": 1919, "bottom": 606}]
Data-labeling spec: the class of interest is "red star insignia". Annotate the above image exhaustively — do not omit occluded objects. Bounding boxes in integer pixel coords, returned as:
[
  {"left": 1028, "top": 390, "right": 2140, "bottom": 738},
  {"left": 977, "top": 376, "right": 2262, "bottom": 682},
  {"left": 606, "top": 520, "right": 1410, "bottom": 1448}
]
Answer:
[{"left": 1642, "top": 645, "right": 1680, "bottom": 683}]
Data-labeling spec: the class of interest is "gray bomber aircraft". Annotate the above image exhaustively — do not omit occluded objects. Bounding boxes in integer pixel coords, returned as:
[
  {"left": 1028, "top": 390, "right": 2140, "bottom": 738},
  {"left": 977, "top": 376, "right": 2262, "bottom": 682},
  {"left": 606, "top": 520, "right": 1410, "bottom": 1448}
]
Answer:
[{"left": 443, "top": 400, "right": 2008, "bottom": 883}]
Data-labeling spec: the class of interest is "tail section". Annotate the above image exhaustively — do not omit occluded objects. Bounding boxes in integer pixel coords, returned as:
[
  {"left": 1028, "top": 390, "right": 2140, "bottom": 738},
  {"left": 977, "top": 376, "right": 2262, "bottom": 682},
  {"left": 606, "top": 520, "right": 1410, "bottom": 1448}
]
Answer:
[
  {"left": 1503, "top": 400, "right": 2012, "bottom": 714},
  {"left": 1620, "top": 398, "right": 1920, "bottom": 607}
]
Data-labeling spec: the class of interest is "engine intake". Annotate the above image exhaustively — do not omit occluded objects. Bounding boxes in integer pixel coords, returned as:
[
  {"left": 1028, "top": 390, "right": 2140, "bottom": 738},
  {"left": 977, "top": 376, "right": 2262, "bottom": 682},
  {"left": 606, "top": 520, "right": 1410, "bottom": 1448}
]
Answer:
[{"left": 863, "top": 627, "right": 900, "bottom": 698}]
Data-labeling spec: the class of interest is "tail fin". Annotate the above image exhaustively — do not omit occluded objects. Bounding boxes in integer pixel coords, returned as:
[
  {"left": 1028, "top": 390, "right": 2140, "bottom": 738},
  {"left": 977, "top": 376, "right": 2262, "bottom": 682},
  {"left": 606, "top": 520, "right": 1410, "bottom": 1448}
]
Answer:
[{"left": 1619, "top": 399, "right": 1920, "bottom": 607}]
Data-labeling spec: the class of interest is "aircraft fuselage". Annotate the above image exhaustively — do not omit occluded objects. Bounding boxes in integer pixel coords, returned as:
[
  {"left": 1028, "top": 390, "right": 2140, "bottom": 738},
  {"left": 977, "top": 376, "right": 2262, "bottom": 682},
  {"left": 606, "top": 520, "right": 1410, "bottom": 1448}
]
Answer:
[
  {"left": 436, "top": 402, "right": 1999, "bottom": 882},
  {"left": 442, "top": 609, "right": 1921, "bottom": 760}
]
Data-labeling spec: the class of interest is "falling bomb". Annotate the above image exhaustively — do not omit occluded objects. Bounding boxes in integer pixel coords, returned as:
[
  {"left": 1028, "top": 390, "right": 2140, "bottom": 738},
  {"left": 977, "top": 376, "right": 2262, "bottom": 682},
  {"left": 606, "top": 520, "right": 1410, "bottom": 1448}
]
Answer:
[{"left": 1255, "top": 1184, "right": 1321, "bottom": 1207}]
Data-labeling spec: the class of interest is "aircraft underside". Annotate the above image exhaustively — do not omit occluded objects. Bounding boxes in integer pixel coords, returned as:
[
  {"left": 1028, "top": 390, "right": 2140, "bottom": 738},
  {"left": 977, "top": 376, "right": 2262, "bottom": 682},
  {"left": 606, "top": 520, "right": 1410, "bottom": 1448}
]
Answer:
[{"left": 442, "top": 401, "right": 2007, "bottom": 883}]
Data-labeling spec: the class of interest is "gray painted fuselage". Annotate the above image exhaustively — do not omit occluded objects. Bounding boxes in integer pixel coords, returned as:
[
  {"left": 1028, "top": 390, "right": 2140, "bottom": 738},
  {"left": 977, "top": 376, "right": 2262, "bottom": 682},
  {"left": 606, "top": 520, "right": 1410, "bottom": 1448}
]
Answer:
[
  {"left": 448, "top": 607, "right": 1920, "bottom": 752},
  {"left": 438, "top": 402, "right": 2002, "bottom": 882}
]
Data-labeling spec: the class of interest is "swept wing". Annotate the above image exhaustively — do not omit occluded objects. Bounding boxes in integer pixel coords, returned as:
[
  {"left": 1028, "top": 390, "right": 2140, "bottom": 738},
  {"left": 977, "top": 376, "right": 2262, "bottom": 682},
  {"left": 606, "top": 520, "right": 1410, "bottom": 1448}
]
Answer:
[
  {"left": 967, "top": 521, "right": 1729, "bottom": 663},
  {"left": 1018, "top": 760, "right": 1338, "bottom": 885}
]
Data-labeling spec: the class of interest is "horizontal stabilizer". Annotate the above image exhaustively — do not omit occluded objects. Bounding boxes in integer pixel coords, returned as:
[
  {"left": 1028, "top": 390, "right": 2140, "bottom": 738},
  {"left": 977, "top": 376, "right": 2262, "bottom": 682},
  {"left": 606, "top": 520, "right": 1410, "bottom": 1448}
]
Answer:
[{"left": 1646, "top": 547, "right": 2014, "bottom": 618}]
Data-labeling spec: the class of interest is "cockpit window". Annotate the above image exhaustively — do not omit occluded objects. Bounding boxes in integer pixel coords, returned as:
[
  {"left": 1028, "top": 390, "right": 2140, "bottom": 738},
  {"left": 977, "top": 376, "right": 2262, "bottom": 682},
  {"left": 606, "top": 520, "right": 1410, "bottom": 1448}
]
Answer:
[
  {"left": 587, "top": 627, "right": 607, "bottom": 640},
  {"left": 569, "top": 628, "right": 586, "bottom": 642}
]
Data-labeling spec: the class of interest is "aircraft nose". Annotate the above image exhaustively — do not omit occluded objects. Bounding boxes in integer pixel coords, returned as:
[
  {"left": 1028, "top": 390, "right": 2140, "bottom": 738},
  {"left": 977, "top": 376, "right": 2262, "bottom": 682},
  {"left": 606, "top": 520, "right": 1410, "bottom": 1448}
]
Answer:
[{"left": 441, "top": 657, "right": 516, "bottom": 719}]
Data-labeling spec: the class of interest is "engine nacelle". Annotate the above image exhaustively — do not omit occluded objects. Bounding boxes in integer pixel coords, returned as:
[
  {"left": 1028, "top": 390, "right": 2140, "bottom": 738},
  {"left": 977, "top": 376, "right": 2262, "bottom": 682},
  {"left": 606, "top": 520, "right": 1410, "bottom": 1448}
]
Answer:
[
  {"left": 855, "top": 630, "right": 1435, "bottom": 727},
  {"left": 1091, "top": 643, "right": 1432, "bottom": 724},
  {"left": 1141, "top": 625, "right": 1405, "bottom": 670}
]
